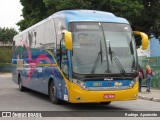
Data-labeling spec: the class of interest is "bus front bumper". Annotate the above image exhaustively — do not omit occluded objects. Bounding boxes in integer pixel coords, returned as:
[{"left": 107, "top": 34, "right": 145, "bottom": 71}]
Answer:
[{"left": 68, "top": 81, "right": 138, "bottom": 103}]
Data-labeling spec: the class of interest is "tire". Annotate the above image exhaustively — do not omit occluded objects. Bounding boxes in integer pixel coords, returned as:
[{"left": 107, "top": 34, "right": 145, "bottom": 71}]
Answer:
[
  {"left": 18, "top": 76, "right": 26, "bottom": 91},
  {"left": 49, "top": 80, "right": 60, "bottom": 104},
  {"left": 100, "top": 102, "right": 111, "bottom": 105}
]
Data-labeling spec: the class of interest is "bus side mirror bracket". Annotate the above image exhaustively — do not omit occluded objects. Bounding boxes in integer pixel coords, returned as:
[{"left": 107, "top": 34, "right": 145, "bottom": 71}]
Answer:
[
  {"left": 62, "top": 30, "right": 73, "bottom": 50},
  {"left": 133, "top": 31, "right": 149, "bottom": 50}
]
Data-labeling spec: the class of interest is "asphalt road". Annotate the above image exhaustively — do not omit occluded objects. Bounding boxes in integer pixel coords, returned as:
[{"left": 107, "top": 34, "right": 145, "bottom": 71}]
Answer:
[{"left": 0, "top": 74, "right": 160, "bottom": 119}]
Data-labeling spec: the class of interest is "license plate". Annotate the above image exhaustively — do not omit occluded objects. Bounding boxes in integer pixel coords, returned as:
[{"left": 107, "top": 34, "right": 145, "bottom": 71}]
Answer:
[{"left": 104, "top": 94, "right": 115, "bottom": 99}]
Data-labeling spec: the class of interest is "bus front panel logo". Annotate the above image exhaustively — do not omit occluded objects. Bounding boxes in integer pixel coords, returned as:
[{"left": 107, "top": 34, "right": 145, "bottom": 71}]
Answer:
[{"left": 104, "top": 78, "right": 113, "bottom": 80}]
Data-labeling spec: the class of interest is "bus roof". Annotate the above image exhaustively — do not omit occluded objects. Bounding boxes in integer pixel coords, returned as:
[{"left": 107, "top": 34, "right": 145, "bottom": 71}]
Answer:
[
  {"left": 52, "top": 10, "right": 129, "bottom": 24},
  {"left": 14, "top": 10, "right": 129, "bottom": 38}
]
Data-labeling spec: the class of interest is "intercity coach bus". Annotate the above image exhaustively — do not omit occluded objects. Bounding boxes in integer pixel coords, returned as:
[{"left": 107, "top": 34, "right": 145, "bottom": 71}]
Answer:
[{"left": 12, "top": 10, "right": 148, "bottom": 104}]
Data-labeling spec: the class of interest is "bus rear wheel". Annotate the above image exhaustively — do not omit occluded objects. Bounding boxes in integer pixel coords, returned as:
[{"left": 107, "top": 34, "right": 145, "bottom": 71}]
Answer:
[
  {"left": 49, "top": 80, "right": 60, "bottom": 104},
  {"left": 18, "top": 76, "right": 26, "bottom": 91}
]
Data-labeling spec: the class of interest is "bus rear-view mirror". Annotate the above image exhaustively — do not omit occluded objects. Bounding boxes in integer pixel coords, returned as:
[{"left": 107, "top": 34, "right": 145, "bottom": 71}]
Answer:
[
  {"left": 133, "top": 31, "right": 149, "bottom": 50},
  {"left": 62, "top": 30, "right": 73, "bottom": 50}
]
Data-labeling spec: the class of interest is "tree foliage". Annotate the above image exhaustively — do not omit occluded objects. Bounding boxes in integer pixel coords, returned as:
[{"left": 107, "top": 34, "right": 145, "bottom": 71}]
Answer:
[
  {"left": 132, "top": 0, "right": 160, "bottom": 38},
  {"left": 17, "top": 0, "right": 160, "bottom": 37},
  {"left": 43, "top": 0, "right": 92, "bottom": 14},
  {"left": 18, "top": 0, "right": 143, "bottom": 30},
  {"left": 0, "top": 27, "right": 17, "bottom": 44},
  {"left": 17, "top": 0, "right": 47, "bottom": 31}
]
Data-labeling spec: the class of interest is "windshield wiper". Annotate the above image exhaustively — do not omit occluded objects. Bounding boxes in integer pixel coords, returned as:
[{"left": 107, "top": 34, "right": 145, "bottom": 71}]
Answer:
[
  {"left": 91, "top": 40, "right": 102, "bottom": 74},
  {"left": 108, "top": 42, "right": 126, "bottom": 75}
]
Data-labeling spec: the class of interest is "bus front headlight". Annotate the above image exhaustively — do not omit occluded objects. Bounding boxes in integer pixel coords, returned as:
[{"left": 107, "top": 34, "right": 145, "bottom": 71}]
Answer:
[
  {"left": 72, "top": 79, "right": 88, "bottom": 90},
  {"left": 129, "top": 77, "right": 138, "bottom": 87}
]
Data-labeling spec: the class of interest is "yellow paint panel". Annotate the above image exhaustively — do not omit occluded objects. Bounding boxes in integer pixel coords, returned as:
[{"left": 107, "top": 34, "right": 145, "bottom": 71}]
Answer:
[{"left": 37, "top": 64, "right": 57, "bottom": 67}]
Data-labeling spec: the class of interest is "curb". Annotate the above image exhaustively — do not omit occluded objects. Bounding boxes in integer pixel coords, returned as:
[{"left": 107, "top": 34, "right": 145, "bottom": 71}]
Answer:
[{"left": 138, "top": 95, "right": 160, "bottom": 102}]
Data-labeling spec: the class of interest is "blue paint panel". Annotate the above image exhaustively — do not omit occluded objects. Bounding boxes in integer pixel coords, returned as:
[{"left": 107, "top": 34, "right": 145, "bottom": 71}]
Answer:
[{"left": 85, "top": 80, "right": 131, "bottom": 88}]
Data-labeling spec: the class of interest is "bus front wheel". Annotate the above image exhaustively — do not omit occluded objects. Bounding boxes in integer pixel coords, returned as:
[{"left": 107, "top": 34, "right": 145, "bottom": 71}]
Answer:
[
  {"left": 49, "top": 80, "right": 60, "bottom": 104},
  {"left": 100, "top": 102, "right": 111, "bottom": 105}
]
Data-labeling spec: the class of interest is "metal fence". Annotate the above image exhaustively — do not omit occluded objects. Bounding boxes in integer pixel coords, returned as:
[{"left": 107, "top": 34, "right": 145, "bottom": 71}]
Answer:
[{"left": 138, "top": 56, "right": 160, "bottom": 89}]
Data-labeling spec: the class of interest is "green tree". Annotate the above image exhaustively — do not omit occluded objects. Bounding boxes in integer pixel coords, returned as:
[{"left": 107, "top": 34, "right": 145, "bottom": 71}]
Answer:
[
  {"left": 17, "top": 0, "right": 47, "bottom": 31},
  {"left": 43, "top": 0, "right": 92, "bottom": 15},
  {"left": 90, "top": 0, "right": 143, "bottom": 20},
  {"left": 43, "top": 0, "right": 143, "bottom": 20},
  {"left": 0, "top": 27, "right": 17, "bottom": 44},
  {"left": 18, "top": 0, "right": 143, "bottom": 31},
  {"left": 132, "top": 0, "right": 160, "bottom": 38},
  {"left": 17, "top": 0, "right": 160, "bottom": 37}
]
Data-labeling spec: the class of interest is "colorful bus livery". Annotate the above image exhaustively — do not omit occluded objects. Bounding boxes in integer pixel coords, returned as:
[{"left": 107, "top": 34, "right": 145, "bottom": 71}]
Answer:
[{"left": 12, "top": 10, "right": 148, "bottom": 104}]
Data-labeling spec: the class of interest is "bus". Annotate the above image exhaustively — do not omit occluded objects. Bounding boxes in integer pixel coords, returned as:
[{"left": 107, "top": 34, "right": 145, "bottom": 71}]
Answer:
[{"left": 12, "top": 10, "right": 148, "bottom": 104}]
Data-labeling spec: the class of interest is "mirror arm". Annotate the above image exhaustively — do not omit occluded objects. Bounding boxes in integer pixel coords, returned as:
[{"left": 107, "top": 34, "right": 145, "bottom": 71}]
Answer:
[{"left": 59, "top": 37, "right": 63, "bottom": 69}]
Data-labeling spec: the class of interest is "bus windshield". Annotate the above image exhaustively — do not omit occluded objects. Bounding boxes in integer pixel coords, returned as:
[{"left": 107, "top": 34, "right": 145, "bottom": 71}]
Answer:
[{"left": 70, "top": 22, "right": 137, "bottom": 75}]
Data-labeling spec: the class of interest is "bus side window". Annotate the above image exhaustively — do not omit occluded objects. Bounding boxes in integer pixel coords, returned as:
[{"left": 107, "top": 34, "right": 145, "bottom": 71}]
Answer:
[
  {"left": 54, "top": 18, "right": 66, "bottom": 54},
  {"left": 44, "top": 20, "right": 56, "bottom": 52}
]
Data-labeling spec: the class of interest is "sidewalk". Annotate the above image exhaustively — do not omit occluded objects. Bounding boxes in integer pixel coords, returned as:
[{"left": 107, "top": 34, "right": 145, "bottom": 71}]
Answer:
[{"left": 138, "top": 87, "right": 160, "bottom": 102}]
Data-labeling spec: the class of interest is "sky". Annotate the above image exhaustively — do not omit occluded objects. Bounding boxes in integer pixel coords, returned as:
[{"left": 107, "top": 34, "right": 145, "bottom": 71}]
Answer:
[{"left": 0, "top": 0, "right": 23, "bottom": 31}]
